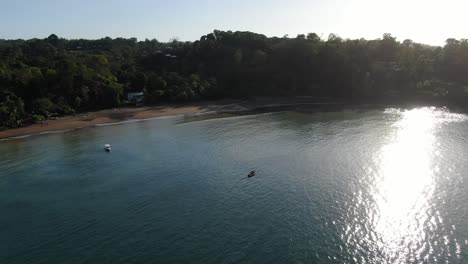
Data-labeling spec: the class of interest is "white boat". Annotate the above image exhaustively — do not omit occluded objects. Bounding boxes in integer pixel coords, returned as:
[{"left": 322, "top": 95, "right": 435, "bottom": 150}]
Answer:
[{"left": 104, "top": 144, "right": 111, "bottom": 152}]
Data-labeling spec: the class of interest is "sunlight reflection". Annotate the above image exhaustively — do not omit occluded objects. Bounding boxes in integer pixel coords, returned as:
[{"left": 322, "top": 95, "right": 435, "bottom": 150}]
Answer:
[
  {"left": 373, "top": 108, "right": 442, "bottom": 262},
  {"left": 342, "top": 107, "right": 466, "bottom": 262}
]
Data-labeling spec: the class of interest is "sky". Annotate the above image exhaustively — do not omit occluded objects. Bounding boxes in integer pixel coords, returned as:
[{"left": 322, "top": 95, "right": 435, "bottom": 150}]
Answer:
[{"left": 1, "top": 0, "right": 467, "bottom": 46}]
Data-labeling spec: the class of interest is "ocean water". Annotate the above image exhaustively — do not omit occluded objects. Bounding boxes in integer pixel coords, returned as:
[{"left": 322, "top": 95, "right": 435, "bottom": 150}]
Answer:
[{"left": 0, "top": 108, "right": 467, "bottom": 263}]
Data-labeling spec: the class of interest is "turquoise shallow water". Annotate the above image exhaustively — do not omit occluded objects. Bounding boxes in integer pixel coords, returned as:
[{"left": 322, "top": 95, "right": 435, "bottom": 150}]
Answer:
[{"left": 1, "top": 108, "right": 468, "bottom": 263}]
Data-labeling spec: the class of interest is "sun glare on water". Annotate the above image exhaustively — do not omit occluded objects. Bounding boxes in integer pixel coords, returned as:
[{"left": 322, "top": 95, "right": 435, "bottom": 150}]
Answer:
[
  {"left": 375, "top": 108, "right": 438, "bottom": 260},
  {"left": 362, "top": 107, "right": 464, "bottom": 262}
]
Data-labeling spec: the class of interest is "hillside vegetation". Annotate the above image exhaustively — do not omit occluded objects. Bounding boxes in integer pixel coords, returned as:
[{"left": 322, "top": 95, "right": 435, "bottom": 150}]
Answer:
[{"left": 1, "top": 30, "right": 468, "bottom": 128}]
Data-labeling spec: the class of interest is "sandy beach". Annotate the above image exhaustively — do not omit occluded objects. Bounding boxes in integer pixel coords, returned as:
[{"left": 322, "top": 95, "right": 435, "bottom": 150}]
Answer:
[
  {"left": 0, "top": 100, "right": 250, "bottom": 140},
  {"left": 0, "top": 97, "right": 347, "bottom": 140}
]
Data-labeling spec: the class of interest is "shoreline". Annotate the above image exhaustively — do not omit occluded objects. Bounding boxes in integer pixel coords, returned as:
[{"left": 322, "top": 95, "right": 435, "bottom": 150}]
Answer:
[
  {"left": 1, "top": 98, "right": 462, "bottom": 140},
  {"left": 0, "top": 98, "right": 345, "bottom": 140},
  {"left": 0, "top": 100, "right": 250, "bottom": 140}
]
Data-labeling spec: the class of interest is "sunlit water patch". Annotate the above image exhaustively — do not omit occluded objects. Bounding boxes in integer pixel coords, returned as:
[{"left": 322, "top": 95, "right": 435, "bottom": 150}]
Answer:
[{"left": 344, "top": 107, "right": 467, "bottom": 263}]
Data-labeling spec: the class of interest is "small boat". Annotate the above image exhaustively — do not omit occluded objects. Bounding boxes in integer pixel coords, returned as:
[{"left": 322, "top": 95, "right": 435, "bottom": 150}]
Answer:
[
  {"left": 104, "top": 144, "right": 111, "bottom": 152},
  {"left": 248, "top": 170, "right": 256, "bottom": 178}
]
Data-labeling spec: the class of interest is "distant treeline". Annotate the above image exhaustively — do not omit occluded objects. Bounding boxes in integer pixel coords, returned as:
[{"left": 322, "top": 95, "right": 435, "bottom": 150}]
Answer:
[{"left": 1, "top": 30, "right": 468, "bottom": 128}]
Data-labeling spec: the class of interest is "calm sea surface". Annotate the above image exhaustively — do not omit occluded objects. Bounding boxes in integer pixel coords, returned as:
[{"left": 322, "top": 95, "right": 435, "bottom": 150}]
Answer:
[{"left": 1, "top": 108, "right": 467, "bottom": 263}]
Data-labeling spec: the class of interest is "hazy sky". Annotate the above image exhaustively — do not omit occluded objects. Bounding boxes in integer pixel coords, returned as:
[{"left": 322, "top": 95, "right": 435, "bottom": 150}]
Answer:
[{"left": 1, "top": 0, "right": 467, "bottom": 46}]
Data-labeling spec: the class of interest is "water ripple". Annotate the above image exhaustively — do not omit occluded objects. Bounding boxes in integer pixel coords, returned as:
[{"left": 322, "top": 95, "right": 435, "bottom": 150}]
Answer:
[{"left": 1, "top": 108, "right": 468, "bottom": 263}]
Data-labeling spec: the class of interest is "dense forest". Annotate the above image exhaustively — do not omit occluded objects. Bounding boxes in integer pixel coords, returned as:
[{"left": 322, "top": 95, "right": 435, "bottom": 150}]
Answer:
[{"left": 1, "top": 30, "right": 468, "bottom": 128}]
